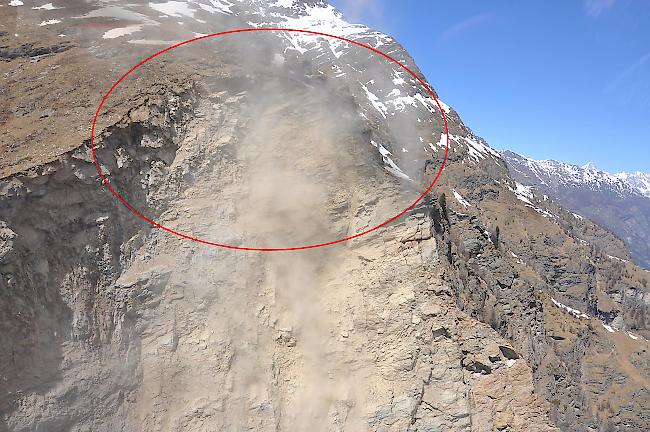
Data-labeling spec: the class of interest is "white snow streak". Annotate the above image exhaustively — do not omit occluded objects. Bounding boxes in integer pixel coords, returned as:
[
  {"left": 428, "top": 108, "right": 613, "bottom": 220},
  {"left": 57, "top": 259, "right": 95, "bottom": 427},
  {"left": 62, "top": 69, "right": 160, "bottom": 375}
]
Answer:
[
  {"left": 39, "top": 19, "right": 61, "bottom": 26},
  {"left": 514, "top": 182, "right": 534, "bottom": 205},
  {"left": 551, "top": 298, "right": 589, "bottom": 319},
  {"left": 452, "top": 190, "right": 471, "bottom": 208},
  {"left": 32, "top": 3, "right": 58, "bottom": 10},
  {"left": 371, "top": 140, "right": 410, "bottom": 180},
  {"left": 607, "top": 254, "right": 628, "bottom": 263},
  {"left": 362, "top": 84, "right": 388, "bottom": 118}
]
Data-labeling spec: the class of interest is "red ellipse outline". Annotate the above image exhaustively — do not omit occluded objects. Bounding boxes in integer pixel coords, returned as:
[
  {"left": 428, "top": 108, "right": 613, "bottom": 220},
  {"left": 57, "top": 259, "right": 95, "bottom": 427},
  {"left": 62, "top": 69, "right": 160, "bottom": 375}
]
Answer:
[{"left": 91, "top": 28, "right": 449, "bottom": 252}]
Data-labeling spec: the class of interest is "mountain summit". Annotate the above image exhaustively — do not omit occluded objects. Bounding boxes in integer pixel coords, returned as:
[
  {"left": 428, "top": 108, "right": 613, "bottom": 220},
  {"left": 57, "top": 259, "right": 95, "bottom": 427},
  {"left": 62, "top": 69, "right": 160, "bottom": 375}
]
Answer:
[{"left": 582, "top": 161, "right": 599, "bottom": 170}]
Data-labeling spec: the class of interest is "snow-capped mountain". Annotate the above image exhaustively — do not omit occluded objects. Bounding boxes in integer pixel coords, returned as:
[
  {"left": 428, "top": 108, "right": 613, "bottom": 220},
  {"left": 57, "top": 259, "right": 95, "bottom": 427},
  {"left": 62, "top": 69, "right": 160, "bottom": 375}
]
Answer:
[
  {"left": 501, "top": 150, "right": 650, "bottom": 270},
  {"left": 500, "top": 152, "right": 643, "bottom": 198},
  {"left": 614, "top": 171, "right": 650, "bottom": 197}
]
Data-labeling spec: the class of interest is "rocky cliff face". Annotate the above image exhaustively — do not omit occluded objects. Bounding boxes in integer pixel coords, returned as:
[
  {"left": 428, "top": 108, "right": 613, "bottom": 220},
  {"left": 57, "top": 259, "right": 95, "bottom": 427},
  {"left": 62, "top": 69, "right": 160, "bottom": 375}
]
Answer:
[
  {"left": 1, "top": 1, "right": 648, "bottom": 431},
  {"left": 501, "top": 150, "right": 650, "bottom": 271}
]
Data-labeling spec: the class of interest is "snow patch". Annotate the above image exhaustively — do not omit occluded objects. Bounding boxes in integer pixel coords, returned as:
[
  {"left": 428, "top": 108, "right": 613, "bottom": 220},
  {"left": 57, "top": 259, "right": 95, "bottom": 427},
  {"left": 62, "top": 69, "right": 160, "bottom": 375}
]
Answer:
[
  {"left": 39, "top": 19, "right": 61, "bottom": 26},
  {"left": 386, "top": 95, "right": 417, "bottom": 112},
  {"left": 32, "top": 3, "right": 58, "bottom": 10},
  {"left": 435, "top": 98, "right": 451, "bottom": 114},
  {"left": 527, "top": 205, "right": 556, "bottom": 219},
  {"left": 514, "top": 182, "right": 533, "bottom": 205},
  {"left": 387, "top": 89, "right": 401, "bottom": 98},
  {"left": 197, "top": 0, "right": 233, "bottom": 15},
  {"left": 371, "top": 140, "right": 410, "bottom": 180},
  {"left": 452, "top": 190, "right": 471, "bottom": 208},
  {"left": 461, "top": 135, "right": 500, "bottom": 163},
  {"left": 392, "top": 70, "right": 406, "bottom": 86},
  {"left": 103, "top": 24, "right": 144, "bottom": 39},
  {"left": 149, "top": 1, "right": 195, "bottom": 18},
  {"left": 607, "top": 254, "right": 628, "bottom": 263},
  {"left": 551, "top": 298, "right": 589, "bottom": 319},
  {"left": 362, "top": 84, "right": 388, "bottom": 118},
  {"left": 429, "top": 133, "right": 447, "bottom": 153},
  {"left": 272, "top": 3, "right": 368, "bottom": 56},
  {"left": 509, "top": 251, "right": 523, "bottom": 264}
]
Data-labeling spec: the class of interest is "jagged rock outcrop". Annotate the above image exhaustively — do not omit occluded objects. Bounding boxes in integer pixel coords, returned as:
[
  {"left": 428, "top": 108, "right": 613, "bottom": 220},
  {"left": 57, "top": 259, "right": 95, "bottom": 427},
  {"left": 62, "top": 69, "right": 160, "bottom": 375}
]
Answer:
[{"left": 438, "top": 155, "right": 650, "bottom": 430}]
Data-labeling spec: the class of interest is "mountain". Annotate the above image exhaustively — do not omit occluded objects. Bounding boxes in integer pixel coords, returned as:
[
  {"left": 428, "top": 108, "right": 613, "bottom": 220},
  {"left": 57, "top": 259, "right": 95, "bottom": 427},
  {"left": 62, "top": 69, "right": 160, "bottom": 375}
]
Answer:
[
  {"left": 614, "top": 171, "right": 650, "bottom": 198},
  {"left": 1, "top": 1, "right": 649, "bottom": 431},
  {"left": 501, "top": 150, "right": 650, "bottom": 270}
]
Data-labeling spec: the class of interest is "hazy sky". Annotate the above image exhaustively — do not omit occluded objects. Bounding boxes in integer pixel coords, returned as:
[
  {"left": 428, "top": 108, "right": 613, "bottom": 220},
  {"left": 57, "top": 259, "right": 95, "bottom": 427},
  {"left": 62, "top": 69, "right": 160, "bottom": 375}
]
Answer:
[{"left": 331, "top": 0, "right": 650, "bottom": 173}]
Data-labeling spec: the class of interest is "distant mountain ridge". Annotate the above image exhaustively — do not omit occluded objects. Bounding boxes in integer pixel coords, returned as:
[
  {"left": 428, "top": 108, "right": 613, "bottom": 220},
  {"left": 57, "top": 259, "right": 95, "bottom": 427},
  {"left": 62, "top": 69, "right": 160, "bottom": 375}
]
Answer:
[
  {"left": 614, "top": 170, "right": 650, "bottom": 197},
  {"left": 501, "top": 150, "right": 650, "bottom": 270}
]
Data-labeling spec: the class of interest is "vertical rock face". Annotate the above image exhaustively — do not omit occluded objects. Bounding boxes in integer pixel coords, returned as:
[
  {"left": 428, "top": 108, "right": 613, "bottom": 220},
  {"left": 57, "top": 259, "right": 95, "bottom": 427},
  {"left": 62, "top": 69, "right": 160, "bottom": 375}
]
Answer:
[
  {"left": 0, "top": 66, "right": 556, "bottom": 431},
  {"left": 0, "top": 1, "right": 648, "bottom": 431}
]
